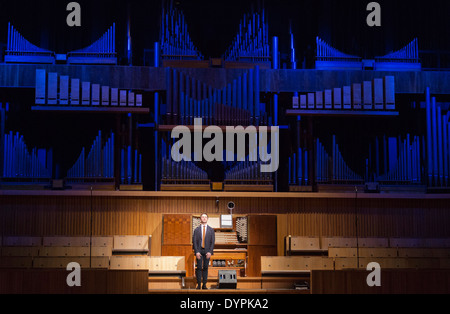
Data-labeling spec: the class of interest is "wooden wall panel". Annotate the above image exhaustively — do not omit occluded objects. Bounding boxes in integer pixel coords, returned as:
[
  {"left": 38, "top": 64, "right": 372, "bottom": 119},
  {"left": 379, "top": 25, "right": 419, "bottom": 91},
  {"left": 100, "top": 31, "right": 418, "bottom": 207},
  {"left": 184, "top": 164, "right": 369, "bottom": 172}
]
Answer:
[
  {"left": 161, "top": 245, "right": 195, "bottom": 276},
  {"left": 1, "top": 195, "right": 450, "bottom": 253},
  {"left": 0, "top": 269, "right": 148, "bottom": 294},
  {"left": 248, "top": 215, "right": 277, "bottom": 246},
  {"left": 247, "top": 215, "right": 278, "bottom": 276},
  {"left": 163, "top": 214, "right": 191, "bottom": 245},
  {"left": 247, "top": 245, "right": 278, "bottom": 277},
  {"left": 277, "top": 214, "right": 289, "bottom": 256},
  {"left": 311, "top": 270, "right": 450, "bottom": 294}
]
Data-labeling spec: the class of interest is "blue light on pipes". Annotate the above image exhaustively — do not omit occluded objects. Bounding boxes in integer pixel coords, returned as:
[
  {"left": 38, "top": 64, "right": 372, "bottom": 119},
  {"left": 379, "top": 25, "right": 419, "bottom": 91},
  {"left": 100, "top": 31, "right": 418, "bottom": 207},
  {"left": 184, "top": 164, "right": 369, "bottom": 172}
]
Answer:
[{"left": 272, "top": 36, "right": 279, "bottom": 69}]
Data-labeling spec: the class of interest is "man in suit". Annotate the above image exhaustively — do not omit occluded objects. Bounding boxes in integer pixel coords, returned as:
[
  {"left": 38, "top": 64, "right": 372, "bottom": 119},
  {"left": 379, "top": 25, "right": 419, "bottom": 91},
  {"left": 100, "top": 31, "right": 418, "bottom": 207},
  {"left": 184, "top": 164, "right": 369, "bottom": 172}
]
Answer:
[{"left": 193, "top": 213, "right": 215, "bottom": 289}]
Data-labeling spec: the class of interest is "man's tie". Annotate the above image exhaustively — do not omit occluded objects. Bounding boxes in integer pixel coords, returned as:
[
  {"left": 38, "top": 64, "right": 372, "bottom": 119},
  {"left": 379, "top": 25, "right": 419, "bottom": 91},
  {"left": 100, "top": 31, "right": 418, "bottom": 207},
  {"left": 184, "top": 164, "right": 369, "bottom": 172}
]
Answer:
[{"left": 202, "top": 225, "right": 205, "bottom": 248}]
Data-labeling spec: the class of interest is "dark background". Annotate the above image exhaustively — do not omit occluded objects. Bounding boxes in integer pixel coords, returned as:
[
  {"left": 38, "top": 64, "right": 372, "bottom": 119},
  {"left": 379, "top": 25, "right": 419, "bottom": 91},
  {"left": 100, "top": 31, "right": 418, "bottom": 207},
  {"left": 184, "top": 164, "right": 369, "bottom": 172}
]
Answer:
[
  {"left": 0, "top": 0, "right": 449, "bottom": 67},
  {"left": 0, "top": 0, "right": 447, "bottom": 187}
]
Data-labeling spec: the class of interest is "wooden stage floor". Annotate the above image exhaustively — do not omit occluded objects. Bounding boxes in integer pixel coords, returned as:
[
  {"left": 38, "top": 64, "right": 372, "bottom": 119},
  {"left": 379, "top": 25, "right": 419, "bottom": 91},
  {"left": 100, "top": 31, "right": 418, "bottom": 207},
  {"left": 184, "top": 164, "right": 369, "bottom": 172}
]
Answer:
[
  {"left": 148, "top": 288, "right": 309, "bottom": 294},
  {"left": 148, "top": 276, "right": 310, "bottom": 294}
]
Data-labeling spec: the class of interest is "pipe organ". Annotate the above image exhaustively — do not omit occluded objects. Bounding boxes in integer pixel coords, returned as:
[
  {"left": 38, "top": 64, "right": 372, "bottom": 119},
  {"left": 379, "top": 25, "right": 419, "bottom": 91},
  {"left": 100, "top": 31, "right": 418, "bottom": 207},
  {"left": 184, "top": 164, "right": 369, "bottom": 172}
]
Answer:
[
  {"left": 2, "top": 131, "right": 52, "bottom": 181},
  {"left": 160, "top": 138, "right": 209, "bottom": 187},
  {"left": 5, "top": 23, "right": 55, "bottom": 64},
  {"left": 67, "top": 24, "right": 117, "bottom": 65},
  {"left": 35, "top": 70, "right": 143, "bottom": 108},
  {"left": 0, "top": 3, "right": 447, "bottom": 195},
  {"left": 5, "top": 23, "right": 117, "bottom": 65},
  {"left": 164, "top": 67, "right": 267, "bottom": 126},
  {"left": 67, "top": 131, "right": 115, "bottom": 181},
  {"left": 316, "top": 37, "right": 421, "bottom": 71},
  {"left": 160, "top": 0, "right": 204, "bottom": 61},
  {"left": 293, "top": 76, "right": 395, "bottom": 112},
  {"left": 222, "top": 8, "right": 270, "bottom": 63},
  {"left": 426, "top": 88, "right": 450, "bottom": 188}
]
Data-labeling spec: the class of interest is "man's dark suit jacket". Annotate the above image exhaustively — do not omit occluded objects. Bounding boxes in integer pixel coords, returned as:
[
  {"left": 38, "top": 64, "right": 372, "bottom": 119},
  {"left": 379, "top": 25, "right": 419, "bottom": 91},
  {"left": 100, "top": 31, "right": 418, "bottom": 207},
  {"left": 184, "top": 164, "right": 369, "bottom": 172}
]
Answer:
[{"left": 193, "top": 224, "right": 215, "bottom": 255}]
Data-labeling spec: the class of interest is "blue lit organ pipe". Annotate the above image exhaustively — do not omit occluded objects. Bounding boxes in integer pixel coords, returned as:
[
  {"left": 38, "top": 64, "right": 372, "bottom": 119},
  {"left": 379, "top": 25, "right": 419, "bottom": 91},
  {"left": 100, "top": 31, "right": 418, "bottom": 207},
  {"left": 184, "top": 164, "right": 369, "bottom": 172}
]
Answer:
[
  {"left": 289, "top": 23, "right": 297, "bottom": 70},
  {"left": 127, "top": 145, "right": 132, "bottom": 183},
  {"left": 0, "top": 104, "right": 5, "bottom": 178},
  {"left": 223, "top": 8, "right": 269, "bottom": 62},
  {"left": 432, "top": 97, "right": 438, "bottom": 184},
  {"left": 373, "top": 135, "right": 422, "bottom": 184},
  {"left": 161, "top": 142, "right": 208, "bottom": 183},
  {"left": 67, "top": 131, "right": 114, "bottom": 180},
  {"left": 248, "top": 69, "right": 253, "bottom": 122},
  {"left": 437, "top": 107, "right": 443, "bottom": 185},
  {"left": 444, "top": 113, "right": 450, "bottom": 186},
  {"left": 255, "top": 66, "right": 260, "bottom": 126},
  {"left": 224, "top": 156, "right": 270, "bottom": 184},
  {"left": 288, "top": 146, "right": 310, "bottom": 186},
  {"left": 160, "top": 0, "right": 203, "bottom": 60},
  {"left": 3, "top": 131, "right": 52, "bottom": 179},
  {"left": 426, "top": 88, "right": 432, "bottom": 185},
  {"left": 7, "top": 22, "right": 55, "bottom": 56},
  {"left": 332, "top": 135, "right": 362, "bottom": 182},
  {"left": 272, "top": 37, "right": 279, "bottom": 70},
  {"left": 155, "top": 79, "right": 159, "bottom": 190},
  {"left": 127, "top": 5, "right": 132, "bottom": 65},
  {"left": 164, "top": 68, "right": 268, "bottom": 127},
  {"left": 425, "top": 88, "right": 450, "bottom": 187},
  {"left": 315, "top": 140, "right": 330, "bottom": 184}
]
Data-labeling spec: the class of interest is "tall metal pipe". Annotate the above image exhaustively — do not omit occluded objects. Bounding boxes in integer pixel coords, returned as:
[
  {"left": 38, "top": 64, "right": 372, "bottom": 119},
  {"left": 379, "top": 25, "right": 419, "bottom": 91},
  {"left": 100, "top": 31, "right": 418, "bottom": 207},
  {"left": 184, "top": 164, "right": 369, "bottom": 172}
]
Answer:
[
  {"left": 426, "top": 88, "right": 432, "bottom": 185},
  {"left": 432, "top": 97, "right": 438, "bottom": 185},
  {"left": 272, "top": 36, "right": 279, "bottom": 69}
]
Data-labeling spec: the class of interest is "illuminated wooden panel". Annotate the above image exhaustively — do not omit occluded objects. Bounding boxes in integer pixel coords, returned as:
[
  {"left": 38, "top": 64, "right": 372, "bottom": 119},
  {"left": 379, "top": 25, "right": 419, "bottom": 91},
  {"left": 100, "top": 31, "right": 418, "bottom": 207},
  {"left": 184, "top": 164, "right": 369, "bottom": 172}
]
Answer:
[
  {"left": 148, "top": 256, "right": 185, "bottom": 271},
  {"left": 112, "top": 235, "right": 150, "bottom": 252},
  {"left": 0, "top": 257, "right": 33, "bottom": 268},
  {"left": 334, "top": 257, "right": 358, "bottom": 270},
  {"left": 91, "top": 236, "right": 113, "bottom": 248},
  {"left": 3, "top": 236, "right": 41, "bottom": 247},
  {"left": 110, "top": 256, "right": 148, "bottom": 270},
  {"left": 1, "top": 247, "right": 39, "bottom": 257},
  {"left": 358, "top": 248, "right": 397, "bottom": 258},
  {"left": 90, "top": 257, "right": 110, "bottom": 269},
  {"left": 91, "top": 247, "right": 112, "bottom": 257},
  {"left": 38, "top": 247, "right": 90, "bottom": 257},
  {"left": 43, "top": 237, "right": 90, "bottom": 247},
  {"left": 358, "top": 237, "right": 389, "bottom": 247},
  {"left": 163, "top": 214, "right": 191, "bottom": 245},
  {"left": 33, "top": 257, "right": 90, "bottom": 268},
  {"left": 289, "top": 236, "right": 321, "bottom": 252},
  {"left": 328, "top": 247, "right": 357, "bottom": 258},
  {"left": 321, "top": 237, "right": 358, "bottom": 249}
]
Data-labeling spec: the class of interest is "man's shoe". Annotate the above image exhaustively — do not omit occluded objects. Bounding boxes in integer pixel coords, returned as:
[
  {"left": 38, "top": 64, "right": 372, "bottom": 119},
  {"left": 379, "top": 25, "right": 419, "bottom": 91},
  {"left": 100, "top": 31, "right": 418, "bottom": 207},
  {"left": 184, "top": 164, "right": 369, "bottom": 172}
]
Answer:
[
  {"left": 196, "top": 285, "right": 201, "bottom": 290},
  {"left": 202, "top": 284, "right": 208, "bottom": 290}
]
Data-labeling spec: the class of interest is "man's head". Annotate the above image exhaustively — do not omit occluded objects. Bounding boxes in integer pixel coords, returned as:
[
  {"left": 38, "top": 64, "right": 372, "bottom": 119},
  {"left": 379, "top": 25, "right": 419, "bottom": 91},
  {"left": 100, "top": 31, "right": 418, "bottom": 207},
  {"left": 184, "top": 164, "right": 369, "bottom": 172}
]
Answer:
[{"left": 200, "top": 213, "right": 208, "bottom": 224}]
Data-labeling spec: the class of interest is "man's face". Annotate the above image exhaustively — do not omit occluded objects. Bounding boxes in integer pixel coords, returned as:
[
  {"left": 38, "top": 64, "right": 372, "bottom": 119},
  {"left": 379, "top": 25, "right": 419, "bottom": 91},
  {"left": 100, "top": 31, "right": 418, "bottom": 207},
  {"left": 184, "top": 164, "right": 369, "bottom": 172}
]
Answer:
[{"left": 201, "top": 214, "right": 208, "bottom": 224}]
